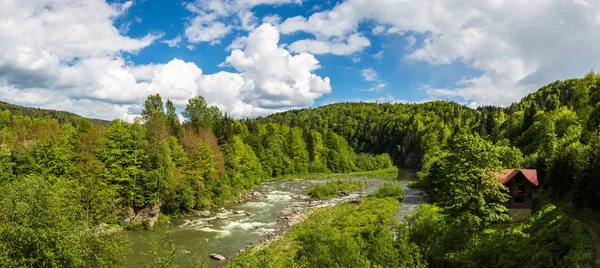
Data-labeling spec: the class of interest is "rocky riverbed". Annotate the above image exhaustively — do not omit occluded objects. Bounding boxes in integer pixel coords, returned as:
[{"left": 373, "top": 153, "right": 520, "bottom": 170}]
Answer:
[{"left": 126, "top": 172, "right": 424, "bottom": 267}]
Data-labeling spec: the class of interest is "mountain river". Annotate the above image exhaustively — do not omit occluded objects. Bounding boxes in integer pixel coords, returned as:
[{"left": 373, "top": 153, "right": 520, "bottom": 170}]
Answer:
[{"left": 126, "top": 169, "right": 425, "bottom": 267}]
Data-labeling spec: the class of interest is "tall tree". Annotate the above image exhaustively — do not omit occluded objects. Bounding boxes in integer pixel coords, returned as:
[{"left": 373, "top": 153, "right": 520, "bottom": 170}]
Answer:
[
  {"left": 165, "top": 99, "right": 180, "bottom": 136},
  {"left": 426, "top": 135, "right": 510, "bottom": 225},
  {"left": 142, "top": 95, "right": 168, "bottom": 167},
  {"left": 182, "top": 96, "right": 222, "bottom": 132}
]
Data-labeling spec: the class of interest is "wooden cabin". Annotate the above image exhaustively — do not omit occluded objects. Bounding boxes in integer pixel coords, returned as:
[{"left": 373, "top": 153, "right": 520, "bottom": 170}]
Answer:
[{"left": 494, "top": 169, "right": 539, "bottom": 221}]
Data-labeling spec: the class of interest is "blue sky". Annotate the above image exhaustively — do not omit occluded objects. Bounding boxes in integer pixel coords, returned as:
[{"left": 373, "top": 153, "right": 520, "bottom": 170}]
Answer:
[
  {"left": 1, "top": 0, "right": 599, "bottom": 120},
  {"left": 117, "top": 0, "right": 480, "bottom": 106}
]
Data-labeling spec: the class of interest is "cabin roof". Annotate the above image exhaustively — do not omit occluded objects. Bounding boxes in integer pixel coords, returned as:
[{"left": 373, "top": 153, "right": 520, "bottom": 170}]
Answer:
[{"left": 494, "top": 169, "right": 539, "bottom": 187}]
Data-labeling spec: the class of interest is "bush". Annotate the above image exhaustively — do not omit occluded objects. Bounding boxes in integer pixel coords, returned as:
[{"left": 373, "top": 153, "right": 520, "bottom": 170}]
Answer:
[
  {"left": 370, "top": 182, "right": 404, "bottom": 200},
  {"left": 306, "top": 180, "right": 362, "bottom": 200},
  {"left": 354, "top": 153, "right": 393, "bottom": 171}
]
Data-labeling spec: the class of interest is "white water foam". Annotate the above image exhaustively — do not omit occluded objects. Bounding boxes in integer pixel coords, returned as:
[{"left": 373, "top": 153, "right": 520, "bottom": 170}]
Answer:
[{"left": 221, "top": 219, "right": 277, "bottom": 231}]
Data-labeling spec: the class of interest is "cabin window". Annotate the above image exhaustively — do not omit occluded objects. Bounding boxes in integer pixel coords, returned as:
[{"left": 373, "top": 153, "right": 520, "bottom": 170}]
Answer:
[
  {"left": 514, "top": 197, "right": 525, "bottom": 203},
  {"left": 518, "top": 185, "right": 525, "bottom": 194}
]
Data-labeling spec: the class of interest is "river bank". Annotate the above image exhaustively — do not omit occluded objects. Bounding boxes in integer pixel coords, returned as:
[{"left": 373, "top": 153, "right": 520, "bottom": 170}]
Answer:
[{"left": 125, "top": 170, "right": 420, "bottom": 267}]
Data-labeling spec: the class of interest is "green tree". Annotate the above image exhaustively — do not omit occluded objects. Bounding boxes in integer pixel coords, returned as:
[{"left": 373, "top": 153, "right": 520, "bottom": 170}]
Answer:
[
  {"left": 286, "top": 127, "right": 309, "bottom": 174},
  {"left": 426, "top": 135, "right": 510, "bottom": 224},
  {"left": 165, "top": 99, "right": 181, "bottom": 136},
  {"left": 96, "top": 120, "right": 147, "bottom": 207},
  {"left": 0, "top": 176, "right": 130, "bottom": 267},
  {"left": 0, "top": 147, "right": 14, "bottom": 184},
  {"left": 182, "top": 96, "right": 222, "bottom": 132},
  {"left": 142, "top": 94, "right": 168, "bottom": 167}
]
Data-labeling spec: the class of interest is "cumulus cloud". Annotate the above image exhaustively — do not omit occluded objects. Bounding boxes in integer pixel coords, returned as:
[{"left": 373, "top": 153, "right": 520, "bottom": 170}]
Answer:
[
  {"left": 0, "top": 0, "right": 330, "bottom": 122},
  {"left": 279, "top": 0, "right": 600, "bottom": 106},
  {"left": 224, "top": 24, "right": 331, "bottom": 110},
  {"left": 184, "top": 0, "right": 303, "bottom": 44},
  {"left": 185, "top": 16, "right": 232, "bottom": 44}
]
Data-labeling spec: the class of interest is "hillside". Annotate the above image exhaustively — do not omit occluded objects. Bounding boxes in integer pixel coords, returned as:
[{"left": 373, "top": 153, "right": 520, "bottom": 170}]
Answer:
[
  {"left": 0, "top": 100, "right": 110, "bottom": 126},
  {"left": 1, "top": 73, "right": 599, "bottom": 266}
]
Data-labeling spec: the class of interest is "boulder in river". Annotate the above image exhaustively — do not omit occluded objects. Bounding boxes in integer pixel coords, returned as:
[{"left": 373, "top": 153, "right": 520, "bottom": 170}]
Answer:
[
  {"left": 209, "top": 254, "right": 226, "bottom": 260},
  {"left": 193, "top": 210, "right": 212, "bottom": 217},
  {"left": 216, "top": 215, "right": 229, "bottom": 220},
  {"left": 238, "top": 190, "right": 265, "bottom": 202},
  {"left": 234, "top": 210, "right": 246, "bottom": 214}
]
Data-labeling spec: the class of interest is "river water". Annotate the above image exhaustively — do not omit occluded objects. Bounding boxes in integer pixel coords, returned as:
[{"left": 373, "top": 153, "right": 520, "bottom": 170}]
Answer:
[{"left": 126, "top": 170, "right": 424, "bottom": 267}]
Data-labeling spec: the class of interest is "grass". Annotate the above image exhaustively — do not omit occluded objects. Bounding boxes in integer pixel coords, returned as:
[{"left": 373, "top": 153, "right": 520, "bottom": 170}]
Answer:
[
  {"left": 226, "top": 197, "right": 400, "bottom": 268},
  {"left": 306, "top": 180, "right": 363, "bottom": 200},
  {"left": 265, "top": 167, "right": 398, "bottom": 182},
  {"left": 369, "top": 182, "right": 404, "bottom": 200}
]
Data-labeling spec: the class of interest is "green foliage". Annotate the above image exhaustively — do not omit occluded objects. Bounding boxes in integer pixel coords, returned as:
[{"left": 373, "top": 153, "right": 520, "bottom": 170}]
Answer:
[
  {"left": 228, "top": 198, "right": 425, "bottom": 268},
  {"left": 0, "top": 147, "right": 14, "bottom": 184},
  {"left": 369, "top": 182, "right": 404, "bottom": 200},
  {"left": 182, "top": 96, "right": 222, "bottom": 131},
  {"left": 165, "top": 100, "right": 181, "bottom": 136},
  {"left": 306, "top": 180, "right": 363, "bottom": 200},
  {"left": 0, "top": 176, "right": 130, "bottom": 267},
  {"left": 141, "top": 225, "right": 182, "bottom": 268},
  {"left": 421, "top": 134, "right": 510, "bottom": 224},
  {"left": 407, "top": 203, "right": 594, "bottom": 268},
  {"left": 355, "top": 153, "right": 393, "bottom": 171}
]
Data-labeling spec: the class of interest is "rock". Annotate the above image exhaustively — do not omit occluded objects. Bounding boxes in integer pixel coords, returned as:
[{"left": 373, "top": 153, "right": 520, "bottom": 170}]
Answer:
[
  {"left": 239, "top": 249, "right": 246, "bottom": 253},
  {"left": 198, "top": 210, "right": 212, "bottom": 217},
  {"left": 192, "top": 210, "right": 211, "bottom": 217},
  {"left": 339, "top": 190, "right": 349, "bottom": 196},
  {"left": 204, "top": 224, "right": 213, "bottom": 228},
  {"left": 234, "top": 210, "right": 245, "bottom": 214},
  {"left": 209, "top": 254, "right": 226, "bottom": 261},
  {"left": 351, "top": 199, "right": 363, "bottom": 205},
  {"left": 216, "top": 215, "right": 229, "bottom": 220},
  {"left": 246, "top": 212, "right": 253, "bottom": 216},
  {"left": 238, "top": 190, "right": 265, "bottom": 202}
]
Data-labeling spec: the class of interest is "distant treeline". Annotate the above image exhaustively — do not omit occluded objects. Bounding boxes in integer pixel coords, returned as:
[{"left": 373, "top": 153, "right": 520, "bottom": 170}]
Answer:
[
  {"left": 259, "top": 71, "right": 600, "bottom": 211},
  {"left": 0, "top": 100, "right": 109, "bottom": 126}
]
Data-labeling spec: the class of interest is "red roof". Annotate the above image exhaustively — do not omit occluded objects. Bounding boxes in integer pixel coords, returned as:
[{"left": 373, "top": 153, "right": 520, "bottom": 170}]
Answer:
[{"left": 493, "top": 169, "right": 539, "bottom": 187}]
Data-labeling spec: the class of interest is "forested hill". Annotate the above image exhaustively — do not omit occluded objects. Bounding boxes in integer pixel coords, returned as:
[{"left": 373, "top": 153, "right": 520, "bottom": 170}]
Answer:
[
  {"left": 260, "top": 100, "right": 479, "bottom": 168},
  {"left": 0, "top": 100, "right": 109, "bottom": 126},
  {"left": 1, "top": 73, "right": 599, "bottom": 266},
  {"left": 256, "top": 71, "right": 600, "bottom": 211}
]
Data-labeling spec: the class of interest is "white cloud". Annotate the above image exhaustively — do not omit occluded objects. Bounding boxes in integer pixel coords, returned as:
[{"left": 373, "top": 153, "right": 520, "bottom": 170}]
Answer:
[
  {"left": 288, "top": 34, "right": 370, "bottom": 55},
  {"left": 279, "top": 0, "right": 600, "bottom": 106},
  {"left": 373, "top": 50, "right": 384, "bottom": 60},
  {"left": 224, "top": 24, "right": 331, "bottom": 111},
  {"left": 361, "top": 68, "right": 378, "bottom": 81},
  {"left": 226, "top": 36, "right": 248, "bottom": 51},
  {"left": 184, "top": 0, "right": 303, "bottom": 44},
  {"left": 0, "top": 0, "right": 159, "bottom": 62},
  {"left": 185, "top": 17, "right": 232, "bottom": 44},
  {"left": 0, "top": 1, "right": 330, "bottom": 121},
  {"left": 162, "top": 36, "right": 182, "bottom": 47},
  {"left": 360, "top": 68, "right": 386, "bottom": 92},
  {"left": 262, "top": 14, "right": 282, "bottom": 25},
  {"left": 372, "top": 25, "right": 386, "bottom": 35}
]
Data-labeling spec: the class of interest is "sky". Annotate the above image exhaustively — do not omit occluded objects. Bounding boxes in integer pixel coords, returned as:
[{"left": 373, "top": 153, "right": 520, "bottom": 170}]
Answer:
[{"left": 1, "top": 0, "right": 600, "bottom": 121}]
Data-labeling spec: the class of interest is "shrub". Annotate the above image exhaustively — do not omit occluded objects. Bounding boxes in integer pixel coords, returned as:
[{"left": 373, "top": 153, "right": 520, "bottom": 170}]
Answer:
[
  {"left": 307, "top": 180, "right": 363, "bottom": 200},
  {"left": 370, "top": 182, "right": 404, "bottom": 200}
]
